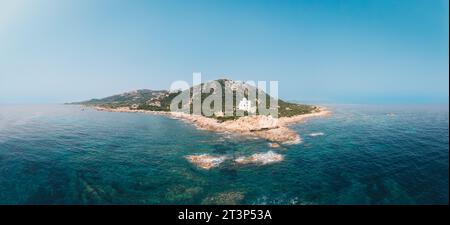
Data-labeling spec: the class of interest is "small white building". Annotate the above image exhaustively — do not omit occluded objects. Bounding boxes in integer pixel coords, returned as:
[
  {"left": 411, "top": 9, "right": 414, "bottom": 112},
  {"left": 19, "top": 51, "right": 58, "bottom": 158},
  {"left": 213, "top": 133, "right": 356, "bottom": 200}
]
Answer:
[{"left": 149, "top": 101, "right": 161, "bottom": 107}]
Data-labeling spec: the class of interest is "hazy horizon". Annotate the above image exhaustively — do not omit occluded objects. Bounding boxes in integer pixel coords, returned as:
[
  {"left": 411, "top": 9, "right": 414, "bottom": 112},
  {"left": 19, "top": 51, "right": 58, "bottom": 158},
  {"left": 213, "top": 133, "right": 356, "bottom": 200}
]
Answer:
[{"left": 1, "top": 0, "right": 448, "bottom": 104}]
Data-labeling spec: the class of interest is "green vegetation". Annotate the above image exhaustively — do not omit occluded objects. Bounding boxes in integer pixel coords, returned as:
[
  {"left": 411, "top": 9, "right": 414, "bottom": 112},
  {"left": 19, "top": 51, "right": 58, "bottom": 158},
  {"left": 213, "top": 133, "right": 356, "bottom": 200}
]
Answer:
[{"left": 71, "top": 79, "right": 318, "bottom": 119}]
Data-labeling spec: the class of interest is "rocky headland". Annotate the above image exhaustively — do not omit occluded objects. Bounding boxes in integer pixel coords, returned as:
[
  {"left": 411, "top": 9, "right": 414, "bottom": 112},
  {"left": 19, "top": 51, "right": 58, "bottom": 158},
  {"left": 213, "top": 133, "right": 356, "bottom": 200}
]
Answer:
[
  {"left": 73, "top": 79, "right": 331, "bottom": 170},
  {"left": 92, "top": 105, "right": 330, "bottom": 145}
]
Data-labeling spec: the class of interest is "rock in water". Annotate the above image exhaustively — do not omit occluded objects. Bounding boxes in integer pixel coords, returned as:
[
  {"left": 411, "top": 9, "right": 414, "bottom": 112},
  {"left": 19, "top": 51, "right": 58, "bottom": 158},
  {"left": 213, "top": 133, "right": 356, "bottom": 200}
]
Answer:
[
  {"left": 268, "top": 142, "right": 281, "bottom": 148},
  {"left": 235, "top": 151, "right": 284, "bottom": 165},
  {"left": 185, "top": 154, "right": 227, "bottom": 169},
  {"left": 254, "top": 127, "right": 301, "bottom": 144}
]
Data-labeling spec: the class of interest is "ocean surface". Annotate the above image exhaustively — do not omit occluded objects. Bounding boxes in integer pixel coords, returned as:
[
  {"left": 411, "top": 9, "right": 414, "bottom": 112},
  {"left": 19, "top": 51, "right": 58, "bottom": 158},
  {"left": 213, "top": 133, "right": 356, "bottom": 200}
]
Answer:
[{"left": 0, "top": 104, "right": 448, "bottom": 204}]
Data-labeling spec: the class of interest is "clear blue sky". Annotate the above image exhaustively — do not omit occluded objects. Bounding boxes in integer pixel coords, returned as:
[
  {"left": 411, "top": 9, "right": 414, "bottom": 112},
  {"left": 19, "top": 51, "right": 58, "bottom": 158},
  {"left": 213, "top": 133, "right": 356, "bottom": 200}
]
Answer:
[{"left": 0, "top": 0, "right": 448, "bottom": 104}]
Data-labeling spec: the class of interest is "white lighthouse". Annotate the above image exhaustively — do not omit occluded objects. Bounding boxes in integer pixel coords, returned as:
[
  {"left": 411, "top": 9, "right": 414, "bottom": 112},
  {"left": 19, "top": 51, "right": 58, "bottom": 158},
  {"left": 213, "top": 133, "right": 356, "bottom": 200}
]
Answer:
[{"left": 238, "top": 97, "right": 256, "bottom": 113}]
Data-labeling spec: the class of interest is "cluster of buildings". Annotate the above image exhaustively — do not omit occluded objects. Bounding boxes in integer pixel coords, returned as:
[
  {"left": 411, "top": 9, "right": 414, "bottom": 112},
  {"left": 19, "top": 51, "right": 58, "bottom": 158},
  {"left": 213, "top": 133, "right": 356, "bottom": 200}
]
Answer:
[{"left": 147, "top": 91, "right": 169, "bottom": 107}]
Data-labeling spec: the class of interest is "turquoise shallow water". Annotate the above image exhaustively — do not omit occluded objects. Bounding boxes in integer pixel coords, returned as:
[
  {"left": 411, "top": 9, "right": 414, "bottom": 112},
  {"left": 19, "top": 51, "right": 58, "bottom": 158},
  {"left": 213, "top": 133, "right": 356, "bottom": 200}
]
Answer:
[{"left": 0, "top": 104, "right": 448, "bottom": 204}]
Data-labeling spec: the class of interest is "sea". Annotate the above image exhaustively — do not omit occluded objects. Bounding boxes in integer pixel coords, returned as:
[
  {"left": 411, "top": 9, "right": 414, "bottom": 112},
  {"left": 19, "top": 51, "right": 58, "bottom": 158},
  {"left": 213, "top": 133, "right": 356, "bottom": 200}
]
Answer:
[{"left": 0, "top": 104, "right": 448, "bottom": 204}]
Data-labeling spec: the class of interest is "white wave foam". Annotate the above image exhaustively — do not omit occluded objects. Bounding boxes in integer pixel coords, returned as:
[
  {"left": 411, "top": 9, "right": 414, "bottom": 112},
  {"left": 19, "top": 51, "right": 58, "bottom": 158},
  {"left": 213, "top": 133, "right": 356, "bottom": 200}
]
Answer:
[{"left": 309, "top": 132, "right": 324, "bottom": 137}]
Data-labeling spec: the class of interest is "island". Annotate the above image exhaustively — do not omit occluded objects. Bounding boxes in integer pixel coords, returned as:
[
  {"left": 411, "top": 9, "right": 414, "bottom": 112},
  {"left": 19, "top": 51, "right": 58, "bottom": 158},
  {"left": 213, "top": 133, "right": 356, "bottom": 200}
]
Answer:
[{"left": 69, "top": 79, "right": 330, "bottom": 169}]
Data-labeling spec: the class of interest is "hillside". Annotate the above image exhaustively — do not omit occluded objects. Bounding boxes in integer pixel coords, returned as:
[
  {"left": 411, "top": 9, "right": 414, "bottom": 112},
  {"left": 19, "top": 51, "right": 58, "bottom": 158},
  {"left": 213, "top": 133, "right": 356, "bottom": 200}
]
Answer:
[{"left": 71, "top": 79, "right": 319, "bottom": 119}]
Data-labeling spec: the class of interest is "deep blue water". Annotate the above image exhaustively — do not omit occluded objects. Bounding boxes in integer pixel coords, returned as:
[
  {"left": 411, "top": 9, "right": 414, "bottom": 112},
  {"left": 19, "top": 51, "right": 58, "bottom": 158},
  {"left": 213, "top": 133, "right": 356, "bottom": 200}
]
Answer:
[{"left": 0, "top": 104, "right": 448, "bottom": 204}]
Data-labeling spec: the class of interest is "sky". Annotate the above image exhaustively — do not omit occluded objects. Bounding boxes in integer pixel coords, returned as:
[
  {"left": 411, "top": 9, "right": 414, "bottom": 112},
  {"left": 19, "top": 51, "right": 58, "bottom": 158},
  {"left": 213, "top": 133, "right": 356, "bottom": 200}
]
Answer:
[{"left": 0, "top": 0, "right": 448, "bottom": 104}]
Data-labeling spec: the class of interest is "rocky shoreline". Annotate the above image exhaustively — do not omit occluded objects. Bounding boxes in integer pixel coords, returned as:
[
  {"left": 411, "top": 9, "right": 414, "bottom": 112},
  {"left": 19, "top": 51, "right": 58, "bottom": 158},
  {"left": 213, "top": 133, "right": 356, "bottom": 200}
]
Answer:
[
  {"left": 87, "top": 105, "right": 330, "bottom": 170},
  {"left": 91, "top": 105, "right": 330, "bottom": 145}
]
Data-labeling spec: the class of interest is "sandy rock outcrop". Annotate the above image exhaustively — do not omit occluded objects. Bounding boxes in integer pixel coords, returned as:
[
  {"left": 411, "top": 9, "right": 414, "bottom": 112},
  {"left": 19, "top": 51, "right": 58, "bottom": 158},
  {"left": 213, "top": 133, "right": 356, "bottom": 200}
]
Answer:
[
  {"left": 235, "top": 151, "right": 284, "bottom": 165},
  {"left": 185, "top": 154, "right": 227, "bottom": 170},
  {"left": 268, "top": 142, "right": 281, "bottom": 148},
  {"left": 221, "top": 115, "right": 279, "bottom": 132}
]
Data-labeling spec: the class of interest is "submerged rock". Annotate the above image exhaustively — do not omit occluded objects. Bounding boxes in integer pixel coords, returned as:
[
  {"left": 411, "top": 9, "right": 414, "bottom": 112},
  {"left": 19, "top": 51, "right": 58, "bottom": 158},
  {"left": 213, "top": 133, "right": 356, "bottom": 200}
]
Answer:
[
  {"left": 185, "top": 154, "right": 227, "bottom": 170},
  {"left": 235, "top": 151, "right": 284, "bottom": 165},
  {"left": 165, "top": 185, "right": 203, "bottom": 202},
  {"left": 202, "top": 191, "right": 245, "bottom": 205}
]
